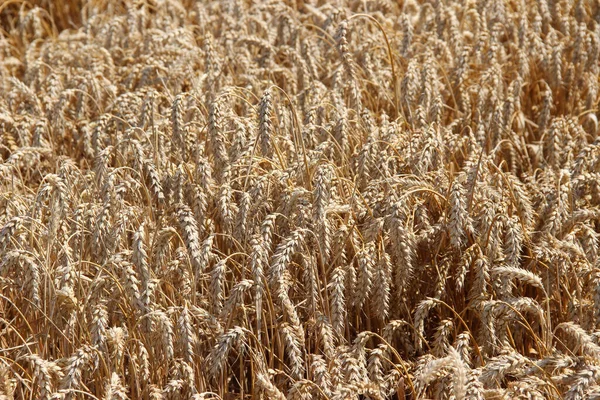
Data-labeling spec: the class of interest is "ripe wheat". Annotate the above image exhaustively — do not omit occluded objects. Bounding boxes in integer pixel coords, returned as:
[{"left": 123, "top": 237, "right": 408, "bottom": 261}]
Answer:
[{"left": 1, "top": 0, "right": 600, "bottom": 398}]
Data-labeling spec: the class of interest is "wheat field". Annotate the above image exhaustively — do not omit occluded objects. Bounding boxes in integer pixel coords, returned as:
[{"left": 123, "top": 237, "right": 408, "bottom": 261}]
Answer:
[{"left": 0, "top": 0, "right": 599, "bottom": 398}]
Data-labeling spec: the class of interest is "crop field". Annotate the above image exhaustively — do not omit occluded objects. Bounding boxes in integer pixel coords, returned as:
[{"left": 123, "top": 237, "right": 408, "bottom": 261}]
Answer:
[{"left": 1, "top": 0, "right": 600, "bottom": 398}]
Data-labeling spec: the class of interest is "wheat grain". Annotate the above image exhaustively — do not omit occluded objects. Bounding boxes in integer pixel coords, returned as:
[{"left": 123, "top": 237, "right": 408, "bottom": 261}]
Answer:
[{"left": 0, "top": 1, "right": 598, "bottom": 397}]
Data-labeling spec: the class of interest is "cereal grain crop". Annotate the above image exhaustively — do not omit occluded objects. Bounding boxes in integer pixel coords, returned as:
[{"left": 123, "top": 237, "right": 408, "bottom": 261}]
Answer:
[{"left": 1, "top": 0, "right": 600, "bottom": 399}]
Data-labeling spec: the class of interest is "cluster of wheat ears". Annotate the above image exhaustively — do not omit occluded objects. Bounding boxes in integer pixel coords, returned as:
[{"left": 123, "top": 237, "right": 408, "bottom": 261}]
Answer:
[{"left": 1, "top": 0, "right": 600, "bottom": 398}]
